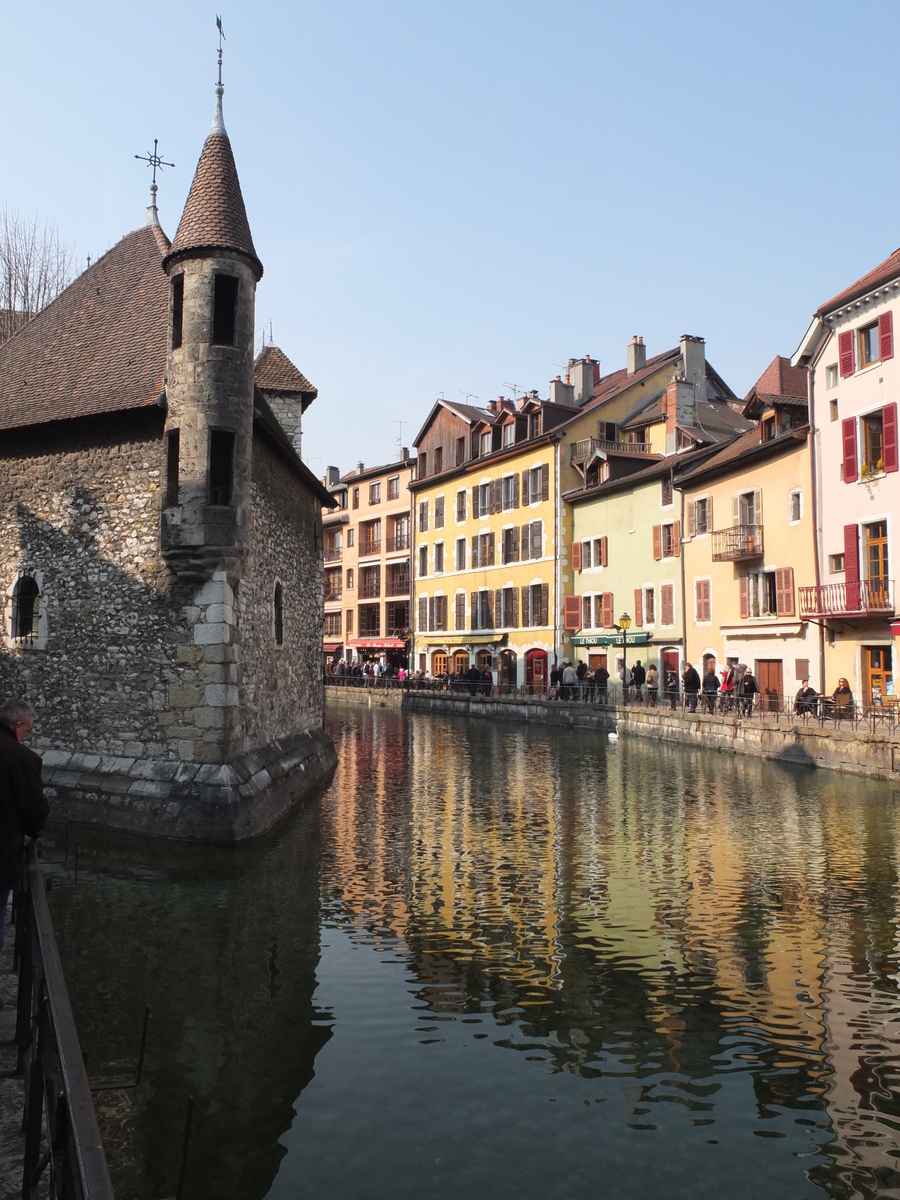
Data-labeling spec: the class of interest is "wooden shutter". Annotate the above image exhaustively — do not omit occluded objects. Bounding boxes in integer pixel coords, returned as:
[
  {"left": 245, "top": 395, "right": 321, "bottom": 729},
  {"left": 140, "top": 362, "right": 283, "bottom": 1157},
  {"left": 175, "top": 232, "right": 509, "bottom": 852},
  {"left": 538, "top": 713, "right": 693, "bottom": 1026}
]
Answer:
[
  {"left": 491, "top": 479, "right": 502, "bottom": 514},
  {"left": 842, "top": 417, "right": 858, "bottom": 483},
  {"left": 472, "top": 486, "right": 480, "bottom": 519},
  {"left": 583, "top": 595, "right": 592, "bottom": 628},
  {"left": 739, "top": 575, "right": 750, "bottom": 619},
  {"left": 686, "top": 502, "right": 696, "bottom": 538},
  {"left": 775, "top": 567, "right": 795, "bottom": 616},
  {"left": 495, "top": 588, "right": 503, "bottom": 626},
  {"left": 564, "top": 595, "right": 582, "bottom": 631},
  {"left": 733, "top": 494, "right": 741, "bottom": 526},
  {"left": 696, "top": 579, "right": 710, "bottom": 622},
  {"left": 634, "top": 588, "right": 643, "bottom": 627},
  {"left": 428, "top": 597, "right": 435, "bottom": 632},
  {"left": 600, "top": 536, "right": 608, "bottom": 567},
  {"left": 884, "top": 402, "right": 899, "bottom": 472},
  {"left": 470, "top": 591, "right": 478, "bottom": 630},
  {"left": 540, "top": 583, "right": 549, "bottom": 626},
  {"left": 522, "top": 470, "right": 530, "bottom": 505},
  {"left": 455, "top": 593, "right": 465, "bottom": 630},
  {"left": 707, "top": 496, "right": 713, "bottom": 531},
  {"left": 435, "top": 496, "right": 444, "bottom": 528},
  {"left": 488, "top": 532, "right": 495, "bottom": 565},
  {"left": 652, "top": 525, "right": 661, "bottom": 561},
  {"left": 839, "top": 329, "right": 855, "bottom": 377},
  {"left": 661, "top": 584, "right": 674, "bottom": 626},
  {"left": 880, "top": 310, "right": 894, "bottom": 361},
  {"left": 602, "top": 591, "right": 613, "bottom": 628},
  {"left": 521, "top": 585, "right": 531, "bottom": 627},
  {"left": 511, "top": 587, "right": 519, "bottom": 627},
  {"left": 418, "top": 596, "right": 427, "bottom": 629},
  {"left": 471, "top": 534, "right": 478, "bottom": 568},
  {"left": 572, "top": 542, "right": 582, "bottom": 571},
  {"left": 512, "top": 526, "right": 520, "bottom": 561},
  {"left": 843, "top": 524, "right": 859, "bottom": 581},
  {"left": 673, "top": 520, "right": 681, "bottom": 556},
  {"left": 531, "top": 522, "right": 542, "bottom": 558},
  {"left": 540, "top": 463, "right": 550, "bottom": 501},
  {"left": 513, "top": 474, "right": 520, "bottom": 508},
  {"left": 521, "top": 522, "right": 530, "bottom": 560},
  {"left": 487, "top": 590, "right": 494, "bottom": 627}
]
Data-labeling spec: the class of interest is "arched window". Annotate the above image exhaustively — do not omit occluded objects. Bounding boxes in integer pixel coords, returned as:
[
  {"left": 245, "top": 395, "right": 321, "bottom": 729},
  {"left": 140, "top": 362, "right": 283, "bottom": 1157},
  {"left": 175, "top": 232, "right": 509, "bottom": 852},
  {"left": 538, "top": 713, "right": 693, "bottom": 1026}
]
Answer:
[
  {"left": 11, "top": 575, "right": 40, "bottom": 641},
  {"left": 273, "top": 582, "right": 284, "bottom": 646}
]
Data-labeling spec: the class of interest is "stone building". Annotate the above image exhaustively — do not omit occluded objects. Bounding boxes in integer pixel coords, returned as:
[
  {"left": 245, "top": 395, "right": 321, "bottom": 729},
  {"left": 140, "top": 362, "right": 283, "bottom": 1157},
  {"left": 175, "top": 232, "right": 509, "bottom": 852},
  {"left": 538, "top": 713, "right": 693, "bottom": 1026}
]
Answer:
[{"left": 0, "top": 70, "right": 336, "bottom": 841}]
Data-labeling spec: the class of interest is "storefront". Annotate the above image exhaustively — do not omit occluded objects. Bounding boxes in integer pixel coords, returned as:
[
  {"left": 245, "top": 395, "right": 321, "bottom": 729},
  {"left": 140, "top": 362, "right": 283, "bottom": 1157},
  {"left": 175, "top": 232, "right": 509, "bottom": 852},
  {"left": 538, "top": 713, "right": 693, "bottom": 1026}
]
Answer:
[
  {"left": 347, "top": 636, "right": 409, "bottom": 670},
  {"left": 323, "top": 639, "right": 343, "bottom": 668},
  {"left": 417, "top": 633, "right": 500, "bottom": 677}
]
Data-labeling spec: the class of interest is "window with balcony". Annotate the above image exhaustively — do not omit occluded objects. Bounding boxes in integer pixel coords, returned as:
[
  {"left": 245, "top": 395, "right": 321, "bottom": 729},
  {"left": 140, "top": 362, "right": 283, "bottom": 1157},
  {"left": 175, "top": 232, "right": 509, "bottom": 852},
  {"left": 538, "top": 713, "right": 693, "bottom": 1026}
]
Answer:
[
  {"left": 324, "top": 530, "right": 342, "bottom": 562},
  {"left": 359, "top": 605, "right": 380, "bottom": 637},
  {"left": 387, "top": 475, "right": 400, "bottom": 500},
  {"left": 360, "top": 565, "right": 380, "bottom": 599},
  {"left": 501, "top": 475, "right": 517, "bottom": 510},
  {"left": 387, "top": 563, "right": 409, "bottom": 596},
  {"left": 360, "top": 520, "right": 381, "bottom": 555},
  {"left": 418, "top": 546, "right": 428, "bottom": 577},
  {"left": 388, "top": 514, "right": 410, "bottom": 552},
  {"left": 324, "top": 611, "right": 342, "bottom": 637},
  {"left": 324, "top": 567, "right": 342, "bottom": 602},
  {"left": 386, "top": 600, "right": 409, "bottom": 632},
  {"left": 478, "top": 483, "right": 491, "bottom": 513}
]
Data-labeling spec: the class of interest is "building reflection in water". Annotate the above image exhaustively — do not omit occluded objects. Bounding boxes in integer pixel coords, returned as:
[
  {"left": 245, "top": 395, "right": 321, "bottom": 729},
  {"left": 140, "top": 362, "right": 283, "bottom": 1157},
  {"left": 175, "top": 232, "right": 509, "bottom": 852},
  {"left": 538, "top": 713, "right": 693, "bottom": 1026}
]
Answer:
[{"left": 321, "top": 709, "right": 900, "bottom": 1198}]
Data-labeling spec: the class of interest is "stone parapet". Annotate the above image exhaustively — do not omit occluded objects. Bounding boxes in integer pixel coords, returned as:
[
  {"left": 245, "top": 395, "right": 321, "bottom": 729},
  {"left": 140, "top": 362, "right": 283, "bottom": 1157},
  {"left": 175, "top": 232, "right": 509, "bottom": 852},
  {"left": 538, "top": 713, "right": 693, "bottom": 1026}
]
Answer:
[{"left": 39, "top": 727, "right": 336, "bottom": 844}]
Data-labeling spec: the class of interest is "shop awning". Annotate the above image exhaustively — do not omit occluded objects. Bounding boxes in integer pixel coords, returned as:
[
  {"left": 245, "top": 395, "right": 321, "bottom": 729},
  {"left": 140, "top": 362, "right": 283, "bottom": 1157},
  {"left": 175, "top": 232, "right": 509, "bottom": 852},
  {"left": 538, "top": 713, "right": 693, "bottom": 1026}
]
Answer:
[
  {"left": 323, "top": 641, "right": 343, "bottom": 653},
  {"left": 419, "top": 633, "right": 499, "bottom": 645},
  {"left": 570, "top": 631, "right": 651, "bottom": 647},
  {"left": 348, "top": 637, "right": 407, "bottom": 649}
]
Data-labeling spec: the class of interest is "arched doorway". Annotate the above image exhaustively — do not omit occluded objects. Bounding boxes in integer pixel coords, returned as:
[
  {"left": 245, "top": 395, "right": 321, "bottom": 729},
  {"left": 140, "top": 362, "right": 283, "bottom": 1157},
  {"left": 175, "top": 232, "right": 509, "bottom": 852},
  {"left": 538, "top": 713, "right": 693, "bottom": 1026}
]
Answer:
[
  {"left": 525, "top": 648, "right": 548, "bottom": 695},
  {"left": 498, "top": 649, "right": 517, "bottom": 694},
  {"left": 432, "top": 651, "right": 449, "bottom": 679},
  {"left": 453, "top": 650, "right": 470, "bottom": 677}
]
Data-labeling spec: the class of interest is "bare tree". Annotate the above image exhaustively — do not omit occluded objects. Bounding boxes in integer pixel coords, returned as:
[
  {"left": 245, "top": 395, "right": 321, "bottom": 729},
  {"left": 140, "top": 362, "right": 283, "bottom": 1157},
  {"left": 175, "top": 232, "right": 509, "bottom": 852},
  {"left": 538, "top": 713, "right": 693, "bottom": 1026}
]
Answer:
[{"left": 0, "top": 207, "right": 76, "bottom": 345}]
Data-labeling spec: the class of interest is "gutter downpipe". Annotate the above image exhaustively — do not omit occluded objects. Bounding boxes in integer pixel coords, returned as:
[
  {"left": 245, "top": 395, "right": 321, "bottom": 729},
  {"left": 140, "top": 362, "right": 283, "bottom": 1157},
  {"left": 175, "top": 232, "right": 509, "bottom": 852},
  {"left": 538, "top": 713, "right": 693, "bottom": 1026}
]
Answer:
[
  {"left": 807, "top": 347, "right": 827, "bottom": 693},
  {"left": 679, "top": 468, "right": 688, "bottom": 673}
]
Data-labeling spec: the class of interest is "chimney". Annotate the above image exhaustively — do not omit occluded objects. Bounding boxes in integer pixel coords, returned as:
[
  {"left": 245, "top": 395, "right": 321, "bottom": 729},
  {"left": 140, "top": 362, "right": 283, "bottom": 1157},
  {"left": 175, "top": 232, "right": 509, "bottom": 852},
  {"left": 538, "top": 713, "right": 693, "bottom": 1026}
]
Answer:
[
  {"left": 680, "top": 334, "right": 706, "bottom": 396},
  {"left": 627, "top": 336, "right": 647, "bottom": 376},
  {"left": 664, "top": 377, "right": 696, "bottom": 453},
  {"left": 401, "top": 446, "right": 410, "bottom": 461},
  {"left": 356, "top": 461, "right": 365, "bottom": 475},
  {"left": 324, "top": 465, "right": 341, "bottom": 488},
  {"left": 569, "top": 356, "right": 594, "bottom": 404},
  {"left": 549, "top": 374, "right": 576, "bottom": 406}
]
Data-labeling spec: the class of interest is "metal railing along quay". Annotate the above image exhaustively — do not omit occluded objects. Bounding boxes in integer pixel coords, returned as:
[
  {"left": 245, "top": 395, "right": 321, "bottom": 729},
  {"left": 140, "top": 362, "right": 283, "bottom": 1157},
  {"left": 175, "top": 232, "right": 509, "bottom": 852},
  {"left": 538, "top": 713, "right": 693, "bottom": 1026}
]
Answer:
[
  {"left": 9, "top": 842, "right": 115, "bottom": 1200},
  {"left": 324, "top": 674, "right": 900, "bottom": 732}
]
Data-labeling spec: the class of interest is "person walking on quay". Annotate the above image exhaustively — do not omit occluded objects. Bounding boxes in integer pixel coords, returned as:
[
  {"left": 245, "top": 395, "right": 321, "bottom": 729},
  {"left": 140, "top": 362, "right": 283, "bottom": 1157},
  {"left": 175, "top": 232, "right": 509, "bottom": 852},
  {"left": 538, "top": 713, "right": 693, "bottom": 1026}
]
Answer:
[
  {"left": 0, "top": 698, "right": 49, "bottom": 955},
  {"left": 631, "top": 660, "right": 646, "bottom": 705},
  {"left": 795, "top": 678, "right": 818, "bottom": 716},
  {"left": 645, "top": 662, "right": 659, "bottom": 706},
  {"left": 664, "top": 668, "right": 679, "bottom": 709},
  {"left": 575, "top": 659, "right": 587, "bottom": 700},
  {"left": 595, "top": 662, "right": 610, "bottom": 705},
  {"left": 561, "top": 661, "right": 577, "bottom": 701},
  {"left": 549, "top": 661, "right": 561, "bottom": 700},
  {"left": 702, "top": 663, "right": 720, "bottom": 714},
  {"left": 682, "top": 662, "right": 701, "bottom": 712},
  {"left": 740, "top": 669, "right": 759, "bottom": 716},
  {"left": 618, "top": 662, "right": 632, "bottom": 705},
  {"left": 720, "top": 664, "right": 736, "bottom": 712}
]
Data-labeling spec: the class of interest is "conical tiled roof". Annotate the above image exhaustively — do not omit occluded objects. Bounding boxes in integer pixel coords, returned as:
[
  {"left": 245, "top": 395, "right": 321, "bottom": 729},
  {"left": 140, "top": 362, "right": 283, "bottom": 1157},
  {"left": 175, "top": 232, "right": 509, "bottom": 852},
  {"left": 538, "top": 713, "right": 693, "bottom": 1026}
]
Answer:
[
  {"left": 254, "top": 345, "right": 317, "bottom": 397},
  {"left": 163, "top": 112, "right": 262, "bottom": 279}
]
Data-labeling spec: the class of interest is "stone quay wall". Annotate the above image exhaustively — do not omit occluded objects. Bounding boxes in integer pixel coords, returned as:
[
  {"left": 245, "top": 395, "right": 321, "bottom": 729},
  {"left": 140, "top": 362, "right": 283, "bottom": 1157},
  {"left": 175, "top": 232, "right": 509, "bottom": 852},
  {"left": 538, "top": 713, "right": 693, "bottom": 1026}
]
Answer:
[{"left": 332, "top": 687, "right": 900, "bottom": 783}]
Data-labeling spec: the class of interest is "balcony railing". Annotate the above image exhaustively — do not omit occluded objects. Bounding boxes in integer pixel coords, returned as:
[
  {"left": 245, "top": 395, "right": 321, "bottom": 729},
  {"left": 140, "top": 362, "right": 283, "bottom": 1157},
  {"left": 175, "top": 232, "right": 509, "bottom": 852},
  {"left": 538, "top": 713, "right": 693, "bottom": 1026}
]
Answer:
[
  {"left": 711, "top": 524, "right": 764, "bottom": 562},
  {"left": 359, "top": 540, "right": 381, "bottom": 558},
  {"left": 359, "top": 622, "right": 381, "bottom": 637},
  {"left": 323, "top": 547, "right": 342, "bottom": 562},
  {"left": 386, "top": 534, "right": 410, "bottom": 553},
  {"left": 387, "top": 576, "right": 410, "bottom": 597},
  {"left": 324, "top": 589, "right": 342, "bottom": 603},
  {"left": 570, "top": 437, "right": 651, "bottom": 463},
  {"left": 799, "top": 579, "right": 894, "bottom": 618},
  {"left": 360, "top": 582, "right": 381, "bottom": 599}
]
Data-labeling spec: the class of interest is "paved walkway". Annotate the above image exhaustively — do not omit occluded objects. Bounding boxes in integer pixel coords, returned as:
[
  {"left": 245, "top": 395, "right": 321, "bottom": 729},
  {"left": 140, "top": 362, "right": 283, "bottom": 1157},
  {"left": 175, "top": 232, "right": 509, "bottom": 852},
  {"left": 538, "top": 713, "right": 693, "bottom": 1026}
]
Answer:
[{"left": 0, "top": 904, "right": 24, "bottom": 1200}]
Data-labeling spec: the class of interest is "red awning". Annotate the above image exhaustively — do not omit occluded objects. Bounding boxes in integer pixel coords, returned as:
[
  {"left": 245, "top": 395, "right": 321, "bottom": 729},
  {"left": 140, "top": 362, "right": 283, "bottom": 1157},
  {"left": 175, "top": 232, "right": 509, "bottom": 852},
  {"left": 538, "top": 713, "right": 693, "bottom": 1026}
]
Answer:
[
  {"left": 348, "top": 638, "right": 407, "bottom": 649},
  {"left": 323, "top": 641, "right": 343, "bottom": 653}
]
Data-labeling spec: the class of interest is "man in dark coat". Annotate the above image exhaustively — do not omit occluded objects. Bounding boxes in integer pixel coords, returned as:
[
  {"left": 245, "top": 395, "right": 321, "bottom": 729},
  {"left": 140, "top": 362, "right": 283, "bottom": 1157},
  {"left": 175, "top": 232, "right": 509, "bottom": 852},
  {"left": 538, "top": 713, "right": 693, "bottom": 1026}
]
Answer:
[
  {"left": 682, "top": 663, "right": 701, "bottom": 712},
  {"left": 631, "top": 660, "right": 646, "bottom": 704},
  {"left": 0, "top": 698, "right": 49, "bottom": 953}
]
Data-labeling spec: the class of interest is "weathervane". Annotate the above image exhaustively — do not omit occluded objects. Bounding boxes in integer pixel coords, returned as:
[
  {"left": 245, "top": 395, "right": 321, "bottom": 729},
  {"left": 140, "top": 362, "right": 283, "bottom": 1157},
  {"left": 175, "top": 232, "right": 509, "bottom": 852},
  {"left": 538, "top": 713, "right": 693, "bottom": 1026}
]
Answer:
[
  {"left": 135, "top": 139, "right": 174, "bottom": 226},
  {"left": 216, "top": 14, "right": 226, "bottom": 83}
]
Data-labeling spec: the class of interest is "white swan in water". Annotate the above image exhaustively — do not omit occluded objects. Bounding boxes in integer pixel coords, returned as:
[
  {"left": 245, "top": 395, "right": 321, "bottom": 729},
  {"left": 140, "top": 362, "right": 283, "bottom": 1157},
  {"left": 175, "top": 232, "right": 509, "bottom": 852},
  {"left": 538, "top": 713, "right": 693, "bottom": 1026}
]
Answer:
[{"left": 608, "top": 731, "right": 618, "bottom": 743}]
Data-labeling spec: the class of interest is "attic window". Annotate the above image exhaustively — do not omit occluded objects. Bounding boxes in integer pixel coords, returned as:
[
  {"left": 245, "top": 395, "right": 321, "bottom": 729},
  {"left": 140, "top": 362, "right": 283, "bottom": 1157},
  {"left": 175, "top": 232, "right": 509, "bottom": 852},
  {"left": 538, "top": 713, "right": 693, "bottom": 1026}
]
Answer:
[
  {"left": 209, "top": 429, "right": 236, "bottom": 505},
  {"left": 212, "top": 274, "right": 239, "bottom": 346},
  {"left": 171, "top": 274, "right": 184, "bottom": 350}
]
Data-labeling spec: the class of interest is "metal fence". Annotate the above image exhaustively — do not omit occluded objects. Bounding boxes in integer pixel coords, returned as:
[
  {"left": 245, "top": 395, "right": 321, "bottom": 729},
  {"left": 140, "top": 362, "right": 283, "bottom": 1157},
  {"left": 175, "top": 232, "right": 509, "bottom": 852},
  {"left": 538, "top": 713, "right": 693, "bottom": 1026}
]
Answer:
[
  {"left": 324, "top": 673, "right": 899, "bottom": 731},
  {"left": 11, "top": 842, "right": 116, "bottom": 1200}
]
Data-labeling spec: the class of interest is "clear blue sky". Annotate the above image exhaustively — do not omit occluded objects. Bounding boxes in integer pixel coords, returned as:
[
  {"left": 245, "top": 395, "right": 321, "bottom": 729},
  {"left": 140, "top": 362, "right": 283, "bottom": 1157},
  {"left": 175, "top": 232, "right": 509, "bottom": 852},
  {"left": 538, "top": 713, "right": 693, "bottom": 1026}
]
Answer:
[{"left": 4, "top": 2, "right": 899, "bottom": 474}]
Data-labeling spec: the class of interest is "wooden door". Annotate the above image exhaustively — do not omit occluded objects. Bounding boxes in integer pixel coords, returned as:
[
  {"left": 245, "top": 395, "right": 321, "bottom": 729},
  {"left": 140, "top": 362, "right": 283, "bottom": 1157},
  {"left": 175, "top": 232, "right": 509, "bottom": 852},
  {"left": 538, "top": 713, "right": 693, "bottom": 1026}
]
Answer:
[
  {"left": 757, "top": 659, "right": 783, "bottom": 711},
  {"left": 865, "top": 646, "right": 892, "bottom": 705},
  {"left": 589, "top": 653, "right": 608, "bottom": 670}
]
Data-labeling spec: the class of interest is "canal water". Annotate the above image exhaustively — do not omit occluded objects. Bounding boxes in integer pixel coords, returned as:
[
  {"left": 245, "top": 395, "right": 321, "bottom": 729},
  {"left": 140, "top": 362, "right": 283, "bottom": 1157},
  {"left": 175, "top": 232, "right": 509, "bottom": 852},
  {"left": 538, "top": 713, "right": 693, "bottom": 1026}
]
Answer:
[{"left": 45, "top": 707, "right": 900, "bottom": 1200}]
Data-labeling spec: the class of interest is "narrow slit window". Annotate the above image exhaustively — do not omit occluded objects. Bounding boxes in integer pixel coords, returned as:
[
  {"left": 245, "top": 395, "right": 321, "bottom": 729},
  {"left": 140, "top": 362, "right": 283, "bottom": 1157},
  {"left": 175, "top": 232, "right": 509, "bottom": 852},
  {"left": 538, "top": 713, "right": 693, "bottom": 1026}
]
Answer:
[
  {"left": 209, "top": 429, "right": 236, "bottom": 505},
  {"left": 274, "top": 582, "right": 284, "bottom": 645},
  {"left": 171, "top": 274, "right": 184, "bottom": 349},
  {"left": 212, "top": 274, "right": 239, "bottom": 346},
  {"left": 165, "top": 429, "right": 180, "bottom": 507}
]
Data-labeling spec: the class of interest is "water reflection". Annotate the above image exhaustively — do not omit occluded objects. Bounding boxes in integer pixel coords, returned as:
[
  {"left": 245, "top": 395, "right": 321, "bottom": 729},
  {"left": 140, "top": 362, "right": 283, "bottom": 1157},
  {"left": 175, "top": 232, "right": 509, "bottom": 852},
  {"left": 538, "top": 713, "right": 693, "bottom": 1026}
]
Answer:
[{"left": 50, "top": 708, "right": 900, "bottom": 1200}]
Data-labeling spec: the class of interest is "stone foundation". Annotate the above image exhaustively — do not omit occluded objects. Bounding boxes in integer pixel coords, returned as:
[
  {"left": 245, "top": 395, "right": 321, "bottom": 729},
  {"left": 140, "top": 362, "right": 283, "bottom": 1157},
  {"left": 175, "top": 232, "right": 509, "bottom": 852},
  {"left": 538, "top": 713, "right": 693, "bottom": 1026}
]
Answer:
[{"left": 38, "top": 727, "right": 336, "bottom": 844}]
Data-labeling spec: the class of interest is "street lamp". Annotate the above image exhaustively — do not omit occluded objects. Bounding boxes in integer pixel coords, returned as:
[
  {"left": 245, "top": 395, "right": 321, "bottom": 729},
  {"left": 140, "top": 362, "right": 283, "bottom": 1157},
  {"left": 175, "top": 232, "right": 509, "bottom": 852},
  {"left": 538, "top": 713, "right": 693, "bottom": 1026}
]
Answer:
[{"left": 613, "top": 612, "right": 632, "bottom": 702}]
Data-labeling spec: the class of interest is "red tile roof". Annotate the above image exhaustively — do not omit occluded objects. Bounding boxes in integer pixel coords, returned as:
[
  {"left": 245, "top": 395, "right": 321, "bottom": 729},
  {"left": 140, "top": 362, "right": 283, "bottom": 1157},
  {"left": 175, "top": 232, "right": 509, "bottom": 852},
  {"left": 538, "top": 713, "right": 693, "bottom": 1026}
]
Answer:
[
  {"left": 749, "top": 354, "right": 807, "bottom": 401},
  {"left": 588, "top": 348, "right": 682, "bottom": 407},
  {"left": 254, "top": 345, "right": 317, "bottom": 397},
  {"left": 163, "top": 130, "right": 262, "bottom": 279},
  {"left": 816, "top": 246, "right": 900, "bottom": 317},
  {"left": 0, "top": 224, "right": 170, "bottom": 432}
]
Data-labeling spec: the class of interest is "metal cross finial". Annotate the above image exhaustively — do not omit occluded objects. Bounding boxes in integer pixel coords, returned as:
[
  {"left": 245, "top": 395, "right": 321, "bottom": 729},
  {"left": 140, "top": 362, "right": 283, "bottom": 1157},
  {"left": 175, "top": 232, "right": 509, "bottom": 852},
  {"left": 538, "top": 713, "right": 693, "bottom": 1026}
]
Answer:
[
  {"left": 216, "top": 15, "right": 226, "bottom": 85},
  {"left": 134, "top": 139, "right": 174, "bottom": 188}
]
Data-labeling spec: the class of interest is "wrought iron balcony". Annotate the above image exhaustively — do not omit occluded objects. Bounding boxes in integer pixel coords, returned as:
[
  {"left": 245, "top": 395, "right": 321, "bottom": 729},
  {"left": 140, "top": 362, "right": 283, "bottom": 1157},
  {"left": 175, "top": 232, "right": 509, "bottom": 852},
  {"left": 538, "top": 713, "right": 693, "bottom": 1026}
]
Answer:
[
  {"left": 711, "top": 524, "right": 764, "bottom": 562},
  {"left": 360, "top": 583, "right": 381, "bottom": 599},
  {"left": 324, "top": 589, "right": 342, "bottom": 603},
  {"left": 359, "top": 540, "right": 381, "bottom": 558},
  {"left": 799, "top": 579, "right": 894, "bottom": 619},
  {"left": 323, "top": 547, "right": 342, "bottom": 562},
  {"left": 386, "top": 534, "right": 410, "bottom": 553},
  {"left": 387, "top": 576, "right": 410, "bottom": 597}
]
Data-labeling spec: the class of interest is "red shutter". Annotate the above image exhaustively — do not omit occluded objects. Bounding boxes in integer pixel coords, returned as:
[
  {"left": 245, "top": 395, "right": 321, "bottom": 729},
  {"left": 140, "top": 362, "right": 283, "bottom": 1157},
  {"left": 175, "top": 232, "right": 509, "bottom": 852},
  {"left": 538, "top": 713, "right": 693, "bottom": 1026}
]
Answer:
[
  {"left": 652, "top": 525, "right": 662, "bottom": 561},
  {"left": 843, "top": 524, "right": 859, "bottom": 581},
  {"left": 572, "top": 542, "right": 582, "bottom": 571},
  {"left": 880, "top": 311, "right": 894, "bottom": 361},
  {"left": 842, "top": 417, "right": 858, "bottom": 483},
  {"left": 839, "top": 329, "right": 855, "bottom": 377},
  {"left": 673, "top": 520, "right": 681, "bottom": 557},
  {"left": 602, "top": 592, "right": 613, "bottom": 628},
  {"left": 884, "top": 402, "right": 899, "bottom": 472},
  {"left": 564, "top": 595, "right": 581, "bottom": 631},
  {"left": 739, "top": 575, "right": 749, "bottom": 619},
  {"left": 634, "top": 588, "right": 643, "bottom": 627},
  {"left": 775, "top": 567, "right": 795, "bottom": 616}
]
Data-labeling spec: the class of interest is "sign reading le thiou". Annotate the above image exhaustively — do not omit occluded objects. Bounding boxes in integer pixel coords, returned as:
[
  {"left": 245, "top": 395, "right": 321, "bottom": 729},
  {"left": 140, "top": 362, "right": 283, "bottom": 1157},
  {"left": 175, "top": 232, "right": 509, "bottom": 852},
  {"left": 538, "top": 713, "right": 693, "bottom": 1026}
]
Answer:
[{"left": 570, "top": 632, "right": 652, "bottom": 647}]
